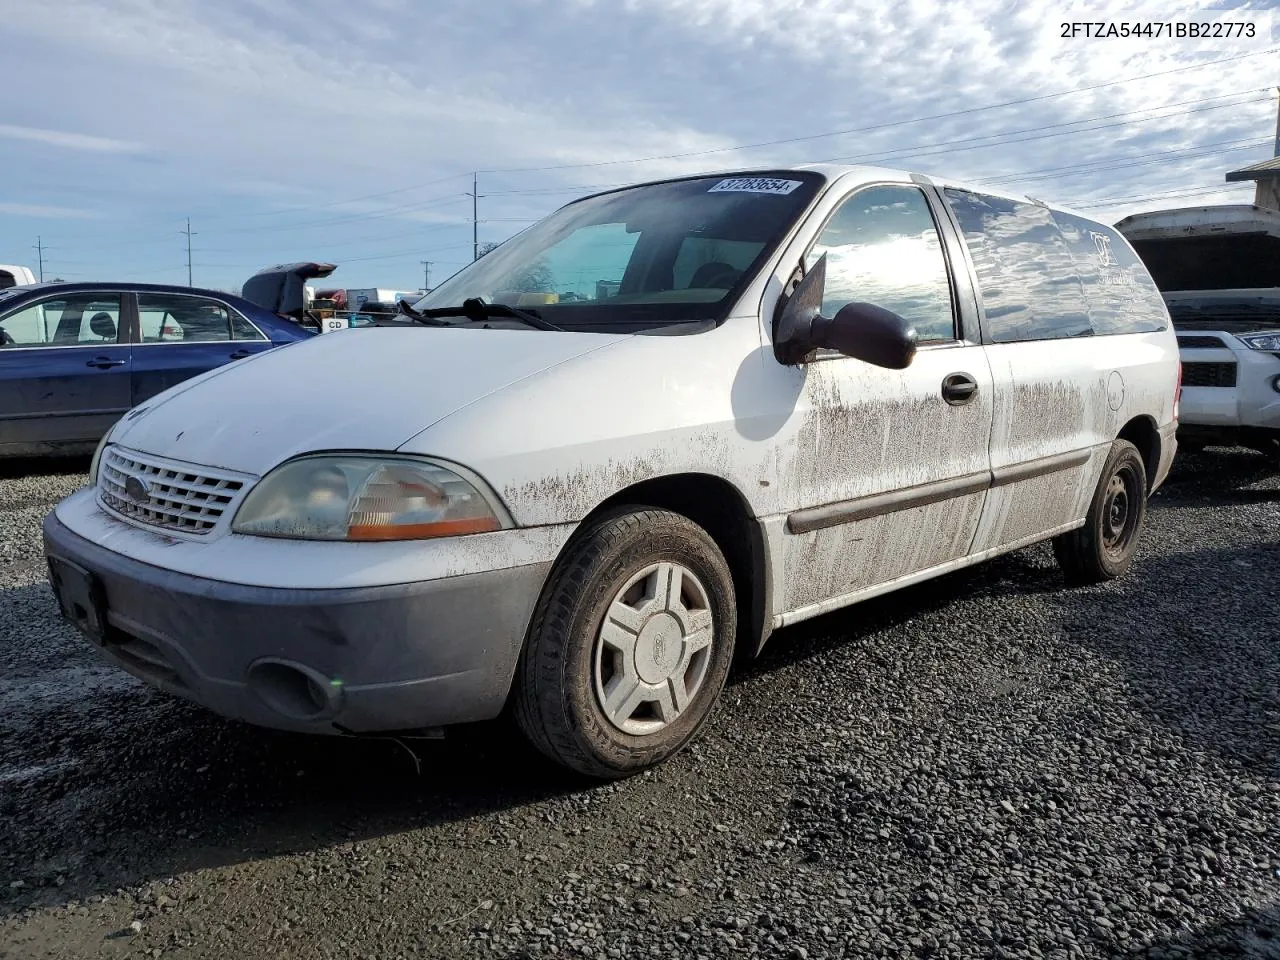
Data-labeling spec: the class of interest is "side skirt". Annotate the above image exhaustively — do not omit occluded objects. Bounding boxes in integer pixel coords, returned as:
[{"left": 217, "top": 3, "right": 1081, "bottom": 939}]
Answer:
[{"left": 771, "top": 517, "right": 1086, "bottom": 630}]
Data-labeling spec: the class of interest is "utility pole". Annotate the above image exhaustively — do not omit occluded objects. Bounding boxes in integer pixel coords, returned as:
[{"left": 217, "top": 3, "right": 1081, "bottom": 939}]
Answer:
[
  {"left": 181, "top": 217, "right": 197, "bottom": 287},
  {"left": 1273, "top": 85, "right": 1279, "bottom": 158},
  {"left": 33, "top": 236, "right": 45, "bottom": 282},
  {"left": 465, "top": 173, "right": 482, "bottom": 261},
  {"left": 420, "top": 260, "right": 432, "bottom": 291}
]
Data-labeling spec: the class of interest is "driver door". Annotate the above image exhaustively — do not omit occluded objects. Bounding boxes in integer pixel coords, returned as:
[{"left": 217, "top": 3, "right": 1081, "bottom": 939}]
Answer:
[{"left": 771, "top": 183, "right": 995, "bottom": 619}]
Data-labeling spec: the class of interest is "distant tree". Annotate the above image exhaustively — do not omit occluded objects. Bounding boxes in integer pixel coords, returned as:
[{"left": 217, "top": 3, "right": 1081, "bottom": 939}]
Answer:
[{"left": 475, "top": 240, "right": 501, "bottom": 258}]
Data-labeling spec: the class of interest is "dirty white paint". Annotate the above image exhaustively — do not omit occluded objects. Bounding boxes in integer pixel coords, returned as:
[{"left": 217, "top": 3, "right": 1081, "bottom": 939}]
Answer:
[
  {"left": 56, "top": 163, "right": 1180, "bottom": 631},
  {"left": 54, "top": 489, "right": 576, "bottom": 589}
]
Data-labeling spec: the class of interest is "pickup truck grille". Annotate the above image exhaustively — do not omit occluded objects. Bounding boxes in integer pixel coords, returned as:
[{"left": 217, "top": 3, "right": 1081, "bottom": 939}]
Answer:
[
  {"left": 1180, "top": 361, "right": 1238, "bottom": 389},
  {"left": 1176, "top": 335, "right": 1227, "bottom": 349},
  {"left": 98, "top": 446, "right": 252, "bottom": 535}
]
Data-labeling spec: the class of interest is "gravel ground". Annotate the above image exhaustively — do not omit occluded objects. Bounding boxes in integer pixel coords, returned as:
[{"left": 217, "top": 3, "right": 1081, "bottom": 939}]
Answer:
[{"left": 0, "top": 449, "right": 1277, "bottom": 959}]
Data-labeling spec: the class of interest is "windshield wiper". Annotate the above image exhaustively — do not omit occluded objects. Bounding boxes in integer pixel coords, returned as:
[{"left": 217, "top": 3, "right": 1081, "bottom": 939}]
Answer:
[
  {"left": 396, "top": 299, "right": 452, "bottom": 326},
  {"left": 418, "top": 298, "right": 565, "bottom": 331}
]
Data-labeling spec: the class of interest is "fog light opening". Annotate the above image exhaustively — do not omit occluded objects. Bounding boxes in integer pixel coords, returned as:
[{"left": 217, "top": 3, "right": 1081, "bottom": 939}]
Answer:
[{"left": 246, "top": 660, "right": 340, "bottom": 721}]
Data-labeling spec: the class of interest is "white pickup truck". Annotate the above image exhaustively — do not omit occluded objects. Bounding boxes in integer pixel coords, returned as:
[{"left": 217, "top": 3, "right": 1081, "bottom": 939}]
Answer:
[
  {"left": 1117, "top": 205, "right": 1280, "bottom": 463},
  {"left": 0, "top": 265, "right": 37, "bottom": 289}
]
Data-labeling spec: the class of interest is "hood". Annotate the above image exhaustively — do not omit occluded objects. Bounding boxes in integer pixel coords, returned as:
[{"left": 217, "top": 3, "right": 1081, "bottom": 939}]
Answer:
[
  {"left": 241, "top": 262, "right": 336, "bottom": 319},
  {"left": 110, "top": 326, "right": 626, "bottom": 476}
]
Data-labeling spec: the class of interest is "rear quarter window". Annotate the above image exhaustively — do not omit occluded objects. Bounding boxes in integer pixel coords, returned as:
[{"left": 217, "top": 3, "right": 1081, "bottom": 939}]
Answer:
[
  {"left": 1048, "top": 212, "right": 1169, "bottom": 335},
  {"left": 943, "top": 189, "right": 1093, "bottom": 343}
]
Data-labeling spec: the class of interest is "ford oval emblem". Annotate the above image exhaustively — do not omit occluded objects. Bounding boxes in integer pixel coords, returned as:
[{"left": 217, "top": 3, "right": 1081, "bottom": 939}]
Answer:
[{"left": 124, "top": 475, "right": 151, "bottom": 504}]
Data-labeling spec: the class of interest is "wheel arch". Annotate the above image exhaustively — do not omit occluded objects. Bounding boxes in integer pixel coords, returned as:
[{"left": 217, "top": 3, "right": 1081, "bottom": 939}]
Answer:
[
  {"left": 1117, "top": 414, "right": 1160, "bottom": 490},
  {"left": 577, "top": 472, "right": 772, "bottom": 660}
]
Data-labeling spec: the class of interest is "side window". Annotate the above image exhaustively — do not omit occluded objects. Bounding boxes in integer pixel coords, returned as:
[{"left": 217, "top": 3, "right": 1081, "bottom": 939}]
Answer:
[
  {"left": 1048, "top": 212, "right": 1168, "bottom": 336},
  {"left": 943, "top": 189, "right": 1093, "bottom": 343},
  {"left": 137, "top": 294, "right": 232, "bottom": 343},
  {"left": 229, "top": 310, "right": 267, "bottom": 341},
  {"left": 805, "top": 185, "right": 956, "bottom": 343},
  {"left": 0, "top": 293, "right": 122, "bottom": 347}
]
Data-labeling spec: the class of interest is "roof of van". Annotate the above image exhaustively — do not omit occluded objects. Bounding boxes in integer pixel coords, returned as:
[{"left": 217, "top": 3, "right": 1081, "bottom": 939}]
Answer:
[
  {"left": 1114, "top": 204, "right": 1280, "bottom": 240},
  {"left": 572, "top": 162, "right": 1099, "bottom": 221}
]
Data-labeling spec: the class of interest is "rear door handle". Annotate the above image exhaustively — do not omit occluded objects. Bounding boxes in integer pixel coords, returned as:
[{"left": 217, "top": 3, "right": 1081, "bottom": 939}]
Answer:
[
  {"left": 942, "top": 372, "right": 979, "bottom": 405},
  {"left": 86, "top": 356, "right": 127, "bottom": 369},
  {"left": 229, "top": 349, "right": 252, "bottom": 360}
]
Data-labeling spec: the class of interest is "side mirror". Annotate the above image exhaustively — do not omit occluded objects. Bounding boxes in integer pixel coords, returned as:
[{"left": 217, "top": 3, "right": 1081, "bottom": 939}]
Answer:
[{"left": 773, "top": 253, "right": 919, "bottom": 370}]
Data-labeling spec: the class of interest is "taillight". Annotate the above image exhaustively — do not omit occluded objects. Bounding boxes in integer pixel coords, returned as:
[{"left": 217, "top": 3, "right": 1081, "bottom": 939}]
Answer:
[{"left": 1174, "top": 361, "right": 1182, "bottom": 422}]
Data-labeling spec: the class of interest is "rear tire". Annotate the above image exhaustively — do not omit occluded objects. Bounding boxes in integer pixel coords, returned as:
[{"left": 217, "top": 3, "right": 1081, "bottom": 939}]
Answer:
[
  {"left": 1053, "top": 439, "right": 1148, "bottom": 586},
  {"left": 513, "top": 508, "right": 736, "bottom": 779}
]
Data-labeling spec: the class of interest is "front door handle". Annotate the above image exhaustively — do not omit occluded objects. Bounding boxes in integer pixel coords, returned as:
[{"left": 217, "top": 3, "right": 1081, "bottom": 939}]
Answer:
[
  {"left": 229, "top": 349, "right": 252, "bottom": 360},
  {"left": 942, "top": 372, "right": 978, "bottom": 405},
  {"left": 86, "top": 356, "right": 126, "bottom": 369}
]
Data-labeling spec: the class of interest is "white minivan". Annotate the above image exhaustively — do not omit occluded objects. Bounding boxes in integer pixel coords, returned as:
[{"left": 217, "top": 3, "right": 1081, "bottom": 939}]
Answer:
[{"left": 44, "top": 165, "right": 1180, "bottom": 778}]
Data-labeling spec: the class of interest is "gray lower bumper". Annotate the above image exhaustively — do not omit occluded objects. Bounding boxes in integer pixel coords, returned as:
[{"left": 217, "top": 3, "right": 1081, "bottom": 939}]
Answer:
[{"left": 42, "top": 512, "right": 550, "bottom": 734}]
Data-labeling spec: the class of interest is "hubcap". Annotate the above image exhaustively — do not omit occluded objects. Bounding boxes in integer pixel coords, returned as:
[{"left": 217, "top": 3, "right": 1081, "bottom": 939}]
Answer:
[{"left": 593, "top": 561, "right": 714, "bottom": 737}]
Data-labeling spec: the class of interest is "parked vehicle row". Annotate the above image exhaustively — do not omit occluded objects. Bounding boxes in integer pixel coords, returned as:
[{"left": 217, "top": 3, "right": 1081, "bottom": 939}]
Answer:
[
  {"left": 0, "top": 273, "right": 313, "bottom": 457},
  {"left": 42, "top": 163, "right": 1180, "bottom": 779}
]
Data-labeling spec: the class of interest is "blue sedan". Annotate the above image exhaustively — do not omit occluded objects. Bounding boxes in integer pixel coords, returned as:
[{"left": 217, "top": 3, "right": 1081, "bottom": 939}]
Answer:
[{"left": 0, "top": 281, "right": 313, "bottom": 458}]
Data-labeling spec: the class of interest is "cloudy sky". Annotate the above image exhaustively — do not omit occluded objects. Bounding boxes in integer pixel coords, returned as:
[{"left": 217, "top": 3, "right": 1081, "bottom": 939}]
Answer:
[{"left": 2, "top": 0, "right": 1277, "bottom": 292}]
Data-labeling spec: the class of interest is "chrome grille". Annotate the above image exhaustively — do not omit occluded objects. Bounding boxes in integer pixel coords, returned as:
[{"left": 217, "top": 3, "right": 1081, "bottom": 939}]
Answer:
[{"left": 98, "top": 446, "right": 252, "bottom": 535}]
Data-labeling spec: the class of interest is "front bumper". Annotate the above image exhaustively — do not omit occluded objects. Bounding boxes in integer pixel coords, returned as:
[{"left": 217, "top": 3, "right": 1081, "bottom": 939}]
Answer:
[
  {"left": 1178, "top": 346, "right": 1280, "bottom": 430},
  {"left": 43, "top": 512, "right": 551, "bottom": 735}
]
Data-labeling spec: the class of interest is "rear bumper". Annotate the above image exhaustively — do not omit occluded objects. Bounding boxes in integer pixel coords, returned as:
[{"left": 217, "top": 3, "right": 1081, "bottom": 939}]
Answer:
[{"left": 43, "top": 511, "right": 550, "bottom": 734}]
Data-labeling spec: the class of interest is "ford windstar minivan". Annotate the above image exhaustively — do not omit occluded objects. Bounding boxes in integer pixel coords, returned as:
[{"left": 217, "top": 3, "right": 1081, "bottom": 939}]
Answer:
[{"left": 44, "top": 165, "right": 1180, "bottom": 778}]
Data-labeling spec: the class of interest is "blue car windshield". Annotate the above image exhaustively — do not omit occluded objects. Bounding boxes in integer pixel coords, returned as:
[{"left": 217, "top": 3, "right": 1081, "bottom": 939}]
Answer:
[{"left": 412, "top": 172, "right": 824, "bottom": 332}]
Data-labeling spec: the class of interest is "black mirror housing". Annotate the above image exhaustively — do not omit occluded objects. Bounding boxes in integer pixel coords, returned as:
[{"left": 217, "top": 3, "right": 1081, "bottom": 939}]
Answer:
[{"left": 772, "top": 253, "right": 919, "bottom": 370}]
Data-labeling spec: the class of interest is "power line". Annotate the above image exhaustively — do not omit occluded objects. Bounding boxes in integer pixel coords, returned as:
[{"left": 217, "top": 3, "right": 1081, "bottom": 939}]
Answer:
[
  {"left": 190, "top": 172, "right": 476, "bottom": 224},
  {"left": 32, "top": 236, "right": 45, "bottom": 282},
  {"left": 1071, "top": 182, "right": 1251, "bottom": 209},
  {"left": 976, "top": 137, "right": 1272, "bottom": 186},
  {"left": 814, "top": 92, "right": 1272, "bottom": 167},
  {"left": 479, "top": 48, "right": 1277, "bottom": 174},
  {"left": 40, "top": 86, "right": 1273, "bottom": 258},
  {"left": 209, "top": 193, "right": 470, "bottom": 236}
]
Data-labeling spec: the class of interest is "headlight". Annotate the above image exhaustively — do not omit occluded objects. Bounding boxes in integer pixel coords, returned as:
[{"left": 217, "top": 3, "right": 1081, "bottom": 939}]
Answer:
[
  {"left": 232, "top": 455, "right": 511, "bottom": 541},
  {"left": 89, "top": 432, "right": 112, "bottom": 484},
  {"left": 1240, "top": 332, "right": 1280, "bottom": 351}
]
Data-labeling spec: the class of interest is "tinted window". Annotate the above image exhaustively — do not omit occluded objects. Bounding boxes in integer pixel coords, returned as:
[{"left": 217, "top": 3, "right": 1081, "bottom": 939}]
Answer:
[
  {"left": 536, "top": 222, "right": 641, "bottom": 303},
  {"left": 230, "top": 310, "right": 267, "bottom": 341},
  {"left": 138, "top": 294, "right": 232, "bottom": 343},
  {"left": 944, "top": 189, "right": 1093, "bottom": 343},
  {"left": 0, "top": 293, "right": 122, "bottom": 347},
  {"left": 805, "top": 186, "right": 955, "bottom": 342},
  {"left": 673, "top": 237, "right": 762, "bottom": 291},
  {"left": 1049, "top": 212, "right": 1169, "bottom": 335}
]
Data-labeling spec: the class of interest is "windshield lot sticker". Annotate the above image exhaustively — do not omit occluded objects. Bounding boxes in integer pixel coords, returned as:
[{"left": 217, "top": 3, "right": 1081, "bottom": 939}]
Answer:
[{"left": 708, "top": 178, "right": 803, "bottom": 195}]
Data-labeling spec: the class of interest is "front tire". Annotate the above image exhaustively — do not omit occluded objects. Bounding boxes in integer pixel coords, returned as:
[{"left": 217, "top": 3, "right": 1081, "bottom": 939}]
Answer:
[
  {"left": 1053, "top": 439, "right": 1148, "bottom": 585},
  {"left": 513, "top": 508, "right": 737, "bottom": 779}
]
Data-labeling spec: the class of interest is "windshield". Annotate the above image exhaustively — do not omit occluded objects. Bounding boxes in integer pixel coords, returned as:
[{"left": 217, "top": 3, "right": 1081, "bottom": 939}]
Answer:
[{"left": 413, "top": 172, "right": 825, "bottom": 332}]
